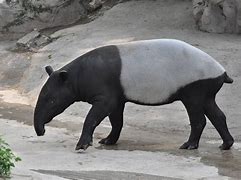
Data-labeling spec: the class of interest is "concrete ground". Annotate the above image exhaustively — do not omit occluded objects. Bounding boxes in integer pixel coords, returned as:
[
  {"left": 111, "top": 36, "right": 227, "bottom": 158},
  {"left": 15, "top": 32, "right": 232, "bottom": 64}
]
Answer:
[
  {"left": 0, "top": 98, "right": 240, "bottom": 180},
  {"left": 0, "top": 0, "right": 241, "bottom": 179},
  {"left": 0, "top": 90, "right": 241, "bottom": 179}
]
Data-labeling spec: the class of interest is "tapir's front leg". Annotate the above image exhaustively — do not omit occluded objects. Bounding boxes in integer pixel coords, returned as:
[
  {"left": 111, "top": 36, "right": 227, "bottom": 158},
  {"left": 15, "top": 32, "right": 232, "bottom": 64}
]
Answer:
[{"left": 75, "top": 99, "right": 117, "bottom": 151}]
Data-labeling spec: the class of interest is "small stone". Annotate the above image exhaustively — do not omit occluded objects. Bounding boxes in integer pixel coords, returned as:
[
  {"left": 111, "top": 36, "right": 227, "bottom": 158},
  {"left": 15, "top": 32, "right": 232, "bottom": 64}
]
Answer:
[
  {"left": 16, "top": 30, "right": 40, "bottom": 48},
  {"left": 83, "top": 0, "right": 102, "bottom": 12},
  {"left": 34, "top": 35, "right": 52, "bottom": 47}
]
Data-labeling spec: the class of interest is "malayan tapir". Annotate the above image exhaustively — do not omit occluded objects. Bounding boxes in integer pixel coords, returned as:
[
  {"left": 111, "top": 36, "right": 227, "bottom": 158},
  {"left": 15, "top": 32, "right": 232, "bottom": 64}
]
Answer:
[{"left": 34, "top": 39, "right": 234, "bottom": 151}]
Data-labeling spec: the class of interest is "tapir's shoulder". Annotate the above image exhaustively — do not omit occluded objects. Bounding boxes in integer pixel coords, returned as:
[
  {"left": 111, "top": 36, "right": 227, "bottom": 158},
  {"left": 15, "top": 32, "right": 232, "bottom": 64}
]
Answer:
[
  {"left": 80, "top": 45, "right": 121, "bottom": 60},
  {"left": 66, "top": 45, "right": 121, "bottom": 69}
]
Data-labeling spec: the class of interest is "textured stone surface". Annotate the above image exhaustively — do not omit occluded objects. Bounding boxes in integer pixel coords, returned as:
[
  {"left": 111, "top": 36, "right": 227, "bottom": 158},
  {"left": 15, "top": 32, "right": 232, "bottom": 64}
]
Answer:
[
  {"left": 1, "top": 0, "right": 86, "bottom": 33},
  {"left": 15, "top": 30, "right": 52, "bottom": 51},
  {"left": 1, "top": 0, "right": 241, "bottom": 38},
  {"left": 193, "top": 0, "right": 241, "bottom": 33},
  {"left": 82, "top": 0, "right": 102, "bottom": 12},
  {"left": 0, "top": 0, "right": 106, "bottom": 39},
  {"left": 16, "top": 30, "right": 40, "bottom": 46}
]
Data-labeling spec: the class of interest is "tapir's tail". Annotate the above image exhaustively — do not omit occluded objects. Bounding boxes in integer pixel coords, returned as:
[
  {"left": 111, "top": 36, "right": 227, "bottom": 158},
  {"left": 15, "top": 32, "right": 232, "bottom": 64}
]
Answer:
[{"left": 224, "top": 72, "right": 233, "bottom": 84}]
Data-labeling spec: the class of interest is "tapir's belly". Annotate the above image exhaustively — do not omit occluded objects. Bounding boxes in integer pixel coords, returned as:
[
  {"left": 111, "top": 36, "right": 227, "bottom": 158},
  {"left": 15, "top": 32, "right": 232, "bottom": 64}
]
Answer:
[{"left": 118, "top": 39, "right": 225, "bottom": 104}]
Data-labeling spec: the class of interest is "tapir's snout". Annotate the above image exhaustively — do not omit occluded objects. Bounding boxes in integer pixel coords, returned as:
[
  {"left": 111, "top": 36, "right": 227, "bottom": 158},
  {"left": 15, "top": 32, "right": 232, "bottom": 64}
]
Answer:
[
  {"left": 34, "top": 122, "right": 46, "bottom": 136},
  {"left": 34, "top": 102, "right": 51, "bottom": 136},
  {"left": 34, "top": 110, "right": 47, "bottom": 136},
  {"left": 36, "top": 127, "right": 45, "bottom": 136}
]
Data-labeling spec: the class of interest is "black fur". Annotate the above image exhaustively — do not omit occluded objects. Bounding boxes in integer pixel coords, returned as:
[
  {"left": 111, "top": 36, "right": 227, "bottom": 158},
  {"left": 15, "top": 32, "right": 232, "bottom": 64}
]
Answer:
[{"left": 178, "top": 73, "right": 234, "bottom": 150}]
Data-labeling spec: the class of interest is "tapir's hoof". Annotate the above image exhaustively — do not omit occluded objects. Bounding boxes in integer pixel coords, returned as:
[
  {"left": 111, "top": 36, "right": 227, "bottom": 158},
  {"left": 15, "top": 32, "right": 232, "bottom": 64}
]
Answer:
[
  {"left": 99, "top": 137, "right": 117, "bottom": 145},
  {"left": 179, "top": 142, "right": 198, "bottom": 150},
  {"left": 75, "top": 140, "right": 93, "bottom": 151},
  {"left": 219, "top": 140, "right": 234, "bottom": 150}
]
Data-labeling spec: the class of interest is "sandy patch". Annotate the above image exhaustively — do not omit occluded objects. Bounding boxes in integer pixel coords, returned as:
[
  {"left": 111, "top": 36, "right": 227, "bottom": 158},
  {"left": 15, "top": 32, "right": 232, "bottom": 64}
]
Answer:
[{"left": 0, "top": 89, "right": 30, "bottom": 105}]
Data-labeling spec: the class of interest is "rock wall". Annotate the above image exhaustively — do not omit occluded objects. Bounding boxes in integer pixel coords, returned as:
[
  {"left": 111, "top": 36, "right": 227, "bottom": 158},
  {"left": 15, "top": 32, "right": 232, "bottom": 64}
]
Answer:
[
  {"left": 1, "top": 0, "right": 240, "bottom": 40},
  {"left": 0, "top": 0, "right": 103, "bottom": 39},
  {"left": 193, "top": 0, "right": 241, "bottom": 33}
]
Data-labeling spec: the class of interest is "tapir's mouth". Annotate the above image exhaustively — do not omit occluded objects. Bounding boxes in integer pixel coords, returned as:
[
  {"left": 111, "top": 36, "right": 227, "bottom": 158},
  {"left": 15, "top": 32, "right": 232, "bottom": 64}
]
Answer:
[
  {"left": 34, "top": 116, "right": 53, "bottom": 136},
  {"left": 36, "top": 128, "right": 45, "bottom": 136}
]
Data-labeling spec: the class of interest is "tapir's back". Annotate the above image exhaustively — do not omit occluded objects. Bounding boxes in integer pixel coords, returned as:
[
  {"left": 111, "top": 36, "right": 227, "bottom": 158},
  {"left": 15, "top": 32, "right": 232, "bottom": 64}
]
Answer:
[{"left": 117, "top": 39, "right": 225, "bottom": 104}]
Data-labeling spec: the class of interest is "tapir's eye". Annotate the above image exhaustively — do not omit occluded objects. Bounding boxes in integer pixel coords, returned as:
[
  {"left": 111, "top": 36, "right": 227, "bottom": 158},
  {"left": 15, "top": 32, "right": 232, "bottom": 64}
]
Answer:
[{"left": 46, "top": 97, "right": 55, "bottom": 105}]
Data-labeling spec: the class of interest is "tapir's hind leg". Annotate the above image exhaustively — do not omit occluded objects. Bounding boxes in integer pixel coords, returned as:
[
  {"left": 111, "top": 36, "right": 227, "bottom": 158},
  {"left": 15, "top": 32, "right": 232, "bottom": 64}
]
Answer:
[
  {"left": 204, "top": 97, "right": 234, "bottom": 150},
  {"left": 180, "top": 73, "right": 234, "bottom": 150},
  {"left": 180, "top": 100, "right": 206, "bottom": 150},
  {"left": 99, "top": 102, "right": 125, "bottom": 145}
]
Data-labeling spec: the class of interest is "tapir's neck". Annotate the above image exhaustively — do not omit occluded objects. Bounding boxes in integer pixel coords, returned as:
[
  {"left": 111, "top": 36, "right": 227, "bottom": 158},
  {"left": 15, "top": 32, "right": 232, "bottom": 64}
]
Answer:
[{"left": 61, "top": 57, "right": 88, "bottom": 103}]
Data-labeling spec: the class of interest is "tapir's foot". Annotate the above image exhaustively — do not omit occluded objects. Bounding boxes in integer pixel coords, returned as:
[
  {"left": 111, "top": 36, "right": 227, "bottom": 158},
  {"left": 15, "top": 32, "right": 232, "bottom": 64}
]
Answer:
[
  {"left": 75, "top": 136, "right": 93, "bottom": 151},
  {"left": 179, "top": 141, "right": 199, "bottom": 150},
  {"left": 99, "top": 137, "right": 117, "bottom": 145},
  {"left": 219, "top": 139, "right": 234, "bottom": 150}
]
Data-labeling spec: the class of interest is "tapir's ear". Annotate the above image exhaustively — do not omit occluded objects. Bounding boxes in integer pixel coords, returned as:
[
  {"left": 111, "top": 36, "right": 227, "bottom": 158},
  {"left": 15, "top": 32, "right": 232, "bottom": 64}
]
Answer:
[
  {"left": 59, "top": 70, "right": 68, "bottom": 82},
  {"left": 45, "top": 66, "right": 54, "bottom": 76}
]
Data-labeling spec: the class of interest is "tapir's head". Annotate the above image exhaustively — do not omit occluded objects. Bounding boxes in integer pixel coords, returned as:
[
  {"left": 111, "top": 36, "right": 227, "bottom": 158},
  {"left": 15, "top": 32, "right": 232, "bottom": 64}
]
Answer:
[{"left": 34, "top": 66, "right": 76, "bottom": 136}]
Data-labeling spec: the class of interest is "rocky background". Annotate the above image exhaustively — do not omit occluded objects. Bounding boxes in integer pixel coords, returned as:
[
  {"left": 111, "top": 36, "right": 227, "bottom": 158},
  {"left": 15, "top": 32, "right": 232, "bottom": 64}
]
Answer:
[
  {"left": 0, "top": 0, "right": 241, "bottom": 40},
  {"left": 193, "top": 0, "right": 241, "bottom": 33},
  {"left": 0, "top": 0, "right": 120, "bottom": 40}
]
